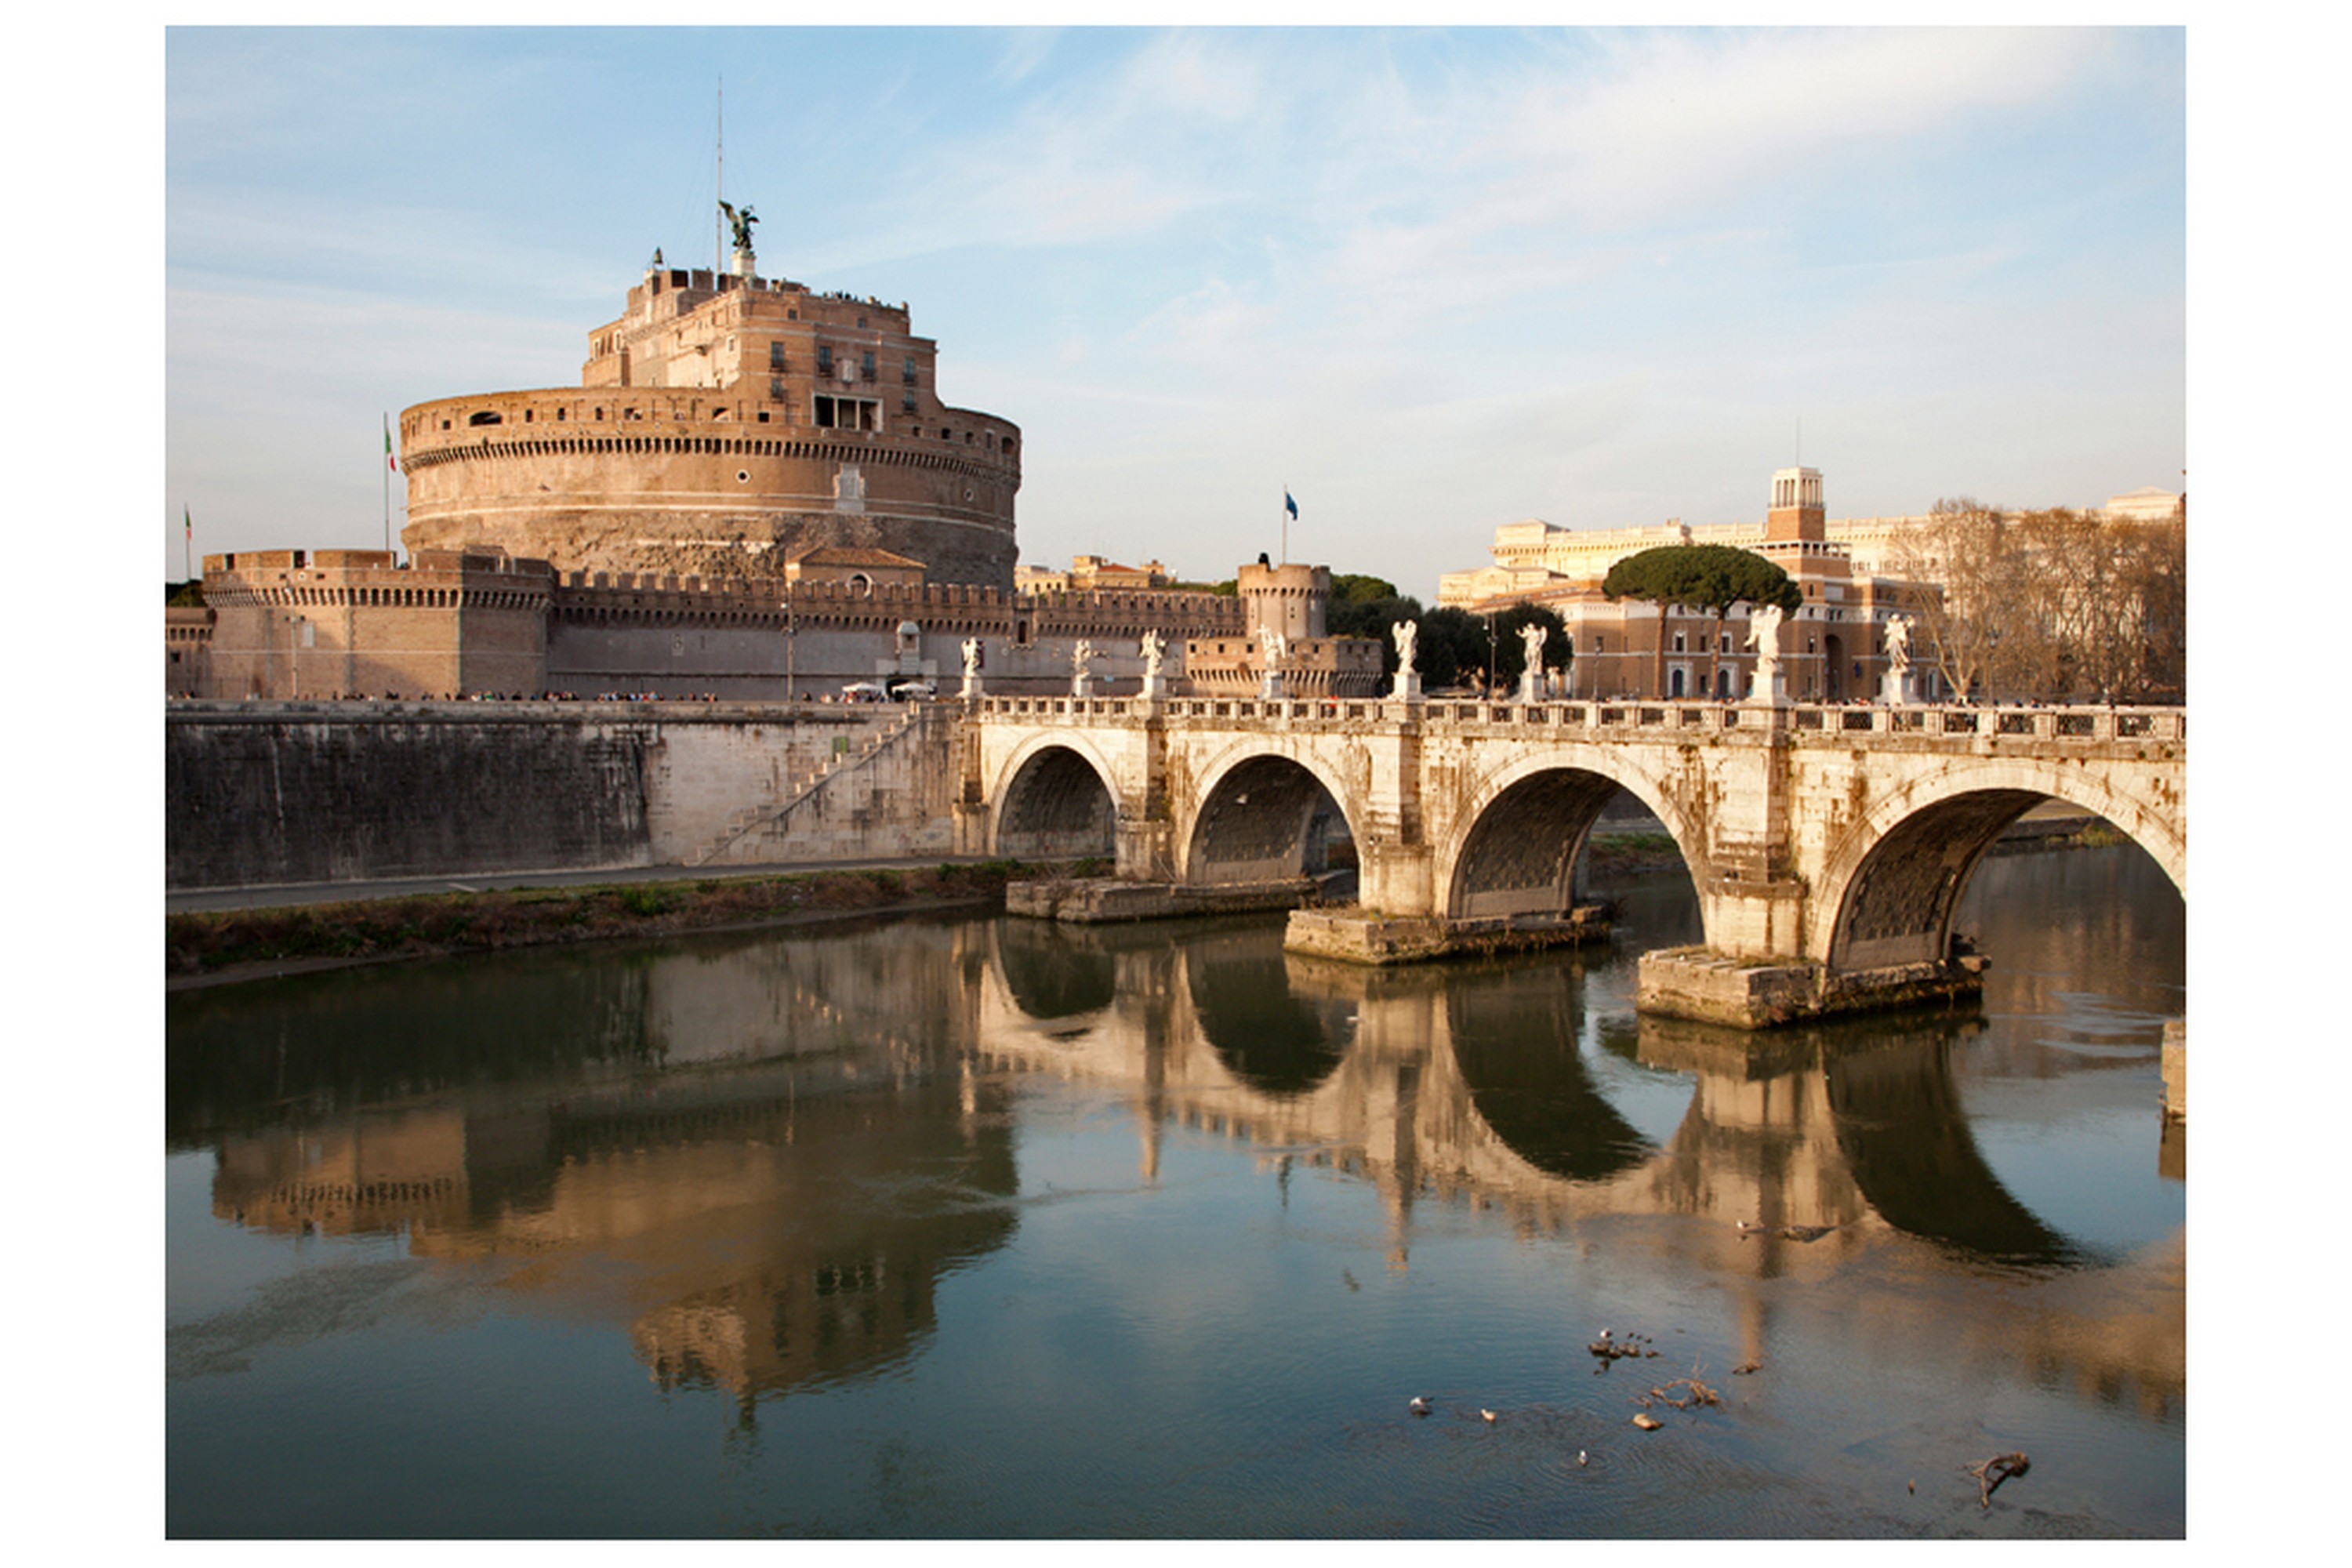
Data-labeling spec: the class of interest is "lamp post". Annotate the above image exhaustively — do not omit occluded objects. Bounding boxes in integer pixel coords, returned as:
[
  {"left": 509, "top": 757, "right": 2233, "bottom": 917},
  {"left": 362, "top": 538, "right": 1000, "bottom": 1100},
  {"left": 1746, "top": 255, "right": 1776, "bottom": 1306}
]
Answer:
[{"left": 785, "top": 583, "right": 797, "bottom": 702}]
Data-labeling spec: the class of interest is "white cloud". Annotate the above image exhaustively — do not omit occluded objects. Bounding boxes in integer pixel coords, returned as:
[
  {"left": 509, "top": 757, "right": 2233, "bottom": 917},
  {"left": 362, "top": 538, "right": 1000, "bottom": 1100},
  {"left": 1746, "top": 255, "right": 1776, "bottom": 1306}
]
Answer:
[{"left": 1485, "top": 29, "right": 2105, "bottom": 232}]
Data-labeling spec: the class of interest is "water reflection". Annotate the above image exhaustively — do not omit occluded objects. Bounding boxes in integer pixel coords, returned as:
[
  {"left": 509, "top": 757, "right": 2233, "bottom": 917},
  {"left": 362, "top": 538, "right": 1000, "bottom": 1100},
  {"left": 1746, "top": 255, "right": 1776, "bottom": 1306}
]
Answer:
[
  {"left": 176, "top": 889, "right": 2172, "bottom": 1283},
  {"left": 170, "top": 848, "right": 2185, "bottom": 1500}
]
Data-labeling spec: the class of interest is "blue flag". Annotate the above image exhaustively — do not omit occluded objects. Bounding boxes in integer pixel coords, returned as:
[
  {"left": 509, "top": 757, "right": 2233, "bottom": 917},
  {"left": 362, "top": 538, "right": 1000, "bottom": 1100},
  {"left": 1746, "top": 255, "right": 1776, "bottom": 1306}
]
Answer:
[{"left": 1284, "top": 491, "right": 1298, "bottom": 520}]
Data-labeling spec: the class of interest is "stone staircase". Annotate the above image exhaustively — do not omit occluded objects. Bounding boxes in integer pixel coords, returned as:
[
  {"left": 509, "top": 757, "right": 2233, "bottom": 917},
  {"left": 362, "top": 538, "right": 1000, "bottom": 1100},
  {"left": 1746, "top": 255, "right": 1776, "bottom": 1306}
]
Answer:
[{"left": 682, "top": 706, "right": 926, "bottom": 869}]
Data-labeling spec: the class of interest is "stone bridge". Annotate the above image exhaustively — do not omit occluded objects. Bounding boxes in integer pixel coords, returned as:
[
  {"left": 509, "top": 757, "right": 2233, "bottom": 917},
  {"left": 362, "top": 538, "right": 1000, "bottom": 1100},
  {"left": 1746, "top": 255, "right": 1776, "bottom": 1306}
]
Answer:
[{"left": 956, "top": 692, "right": 2186, "bottom": 1026}]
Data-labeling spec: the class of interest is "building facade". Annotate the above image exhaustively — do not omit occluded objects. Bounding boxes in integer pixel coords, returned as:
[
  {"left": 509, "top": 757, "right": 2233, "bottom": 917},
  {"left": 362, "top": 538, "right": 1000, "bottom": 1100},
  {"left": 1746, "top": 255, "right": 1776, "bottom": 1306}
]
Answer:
[{"left": 1442, "top": 470, "right": 1947, "bottom": 704}]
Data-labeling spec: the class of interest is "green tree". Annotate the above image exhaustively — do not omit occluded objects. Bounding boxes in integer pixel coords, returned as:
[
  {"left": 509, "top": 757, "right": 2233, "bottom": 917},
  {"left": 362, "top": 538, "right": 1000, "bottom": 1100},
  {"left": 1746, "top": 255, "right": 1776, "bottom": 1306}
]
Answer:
[
  {"left": 1413, "top": 607, "right": 1490, "bottom": 691},
  {"left": 1602, "top": 544, "right": 1801, "bottom": 699},
  {"left": 1330, "top": 573, "right": 1400, "bottom": 606},
  {"left": 1405, "top": 604, "right": 1568, "bottom": 694},
  {"left": 1327, "top": 587, "right": 1422, "bottom": 677}
]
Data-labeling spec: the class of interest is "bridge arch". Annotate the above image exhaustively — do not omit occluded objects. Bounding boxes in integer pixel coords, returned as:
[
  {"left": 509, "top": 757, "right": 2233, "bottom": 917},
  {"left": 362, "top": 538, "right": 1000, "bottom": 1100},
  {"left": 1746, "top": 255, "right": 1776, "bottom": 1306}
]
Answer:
[
  {"left": 989, "top": 735, "right": 1123, "bottom": 862},
  {"left": 1436, "top": 746, "right": 1709, "bottom": 923},
  {"left": 1810, "top": 758, "right": 2186, "bottom": 971},
  {"left": 1174, "top": 741, "right": 1365, "bottom": 888}
]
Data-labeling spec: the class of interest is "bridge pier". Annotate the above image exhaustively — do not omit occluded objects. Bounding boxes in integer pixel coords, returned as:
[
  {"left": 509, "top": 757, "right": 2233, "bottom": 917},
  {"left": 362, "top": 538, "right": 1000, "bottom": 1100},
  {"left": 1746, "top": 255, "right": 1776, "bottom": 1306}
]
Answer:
[
  {"left": 1115, "top": 817, "right": 1173, "bottom": 882},
  {"left": 1635, "top": 949, "right": 1981, "bottom": 1030}
]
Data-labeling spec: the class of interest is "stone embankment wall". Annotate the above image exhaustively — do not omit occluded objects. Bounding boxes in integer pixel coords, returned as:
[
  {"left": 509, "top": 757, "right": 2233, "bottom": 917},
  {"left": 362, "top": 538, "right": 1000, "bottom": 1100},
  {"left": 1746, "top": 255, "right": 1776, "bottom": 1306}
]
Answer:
[{"left": 166, "top": 701, "right": 957, "bottom": 891}]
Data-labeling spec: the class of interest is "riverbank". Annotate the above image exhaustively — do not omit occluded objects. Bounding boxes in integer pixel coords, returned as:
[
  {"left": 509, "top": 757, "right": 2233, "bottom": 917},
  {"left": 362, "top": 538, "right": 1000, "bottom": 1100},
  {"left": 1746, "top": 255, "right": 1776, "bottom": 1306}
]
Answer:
[{"left": 165, "top": 861, "right": 1044, "bottom": 990}]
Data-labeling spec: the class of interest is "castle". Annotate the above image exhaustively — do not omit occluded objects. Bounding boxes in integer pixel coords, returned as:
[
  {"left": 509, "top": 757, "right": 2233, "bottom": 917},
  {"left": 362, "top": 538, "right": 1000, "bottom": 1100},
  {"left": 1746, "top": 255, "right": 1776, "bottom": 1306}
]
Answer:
[
  {"left": 170, "top": 226, "right": 1382, "bottom": 702},
  {"left": 399, "top": 242, "right": 1023, "bottom": 590}
]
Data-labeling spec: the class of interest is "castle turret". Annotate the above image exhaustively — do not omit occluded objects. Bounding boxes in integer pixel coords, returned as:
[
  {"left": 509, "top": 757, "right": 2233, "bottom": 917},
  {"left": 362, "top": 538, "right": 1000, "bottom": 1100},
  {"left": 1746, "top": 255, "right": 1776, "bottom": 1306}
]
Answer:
[{"left": 1238, "top": 561, "right": 1328, "bottom": 644}]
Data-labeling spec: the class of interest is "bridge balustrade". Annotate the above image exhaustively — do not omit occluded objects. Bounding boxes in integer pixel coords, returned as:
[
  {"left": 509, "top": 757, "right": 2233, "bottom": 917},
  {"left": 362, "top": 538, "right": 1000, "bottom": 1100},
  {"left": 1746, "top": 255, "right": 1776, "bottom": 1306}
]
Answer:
[{"left": 975, "top": 693, "right": 2182, "bottom": 744}]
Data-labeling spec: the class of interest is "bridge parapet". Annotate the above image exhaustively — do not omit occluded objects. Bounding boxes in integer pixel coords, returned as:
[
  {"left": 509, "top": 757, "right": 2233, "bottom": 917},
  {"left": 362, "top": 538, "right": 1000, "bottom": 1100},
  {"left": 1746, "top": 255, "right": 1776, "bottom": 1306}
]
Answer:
[{"left": 975, "top": 694, "right": 2184, "bottom": 748}]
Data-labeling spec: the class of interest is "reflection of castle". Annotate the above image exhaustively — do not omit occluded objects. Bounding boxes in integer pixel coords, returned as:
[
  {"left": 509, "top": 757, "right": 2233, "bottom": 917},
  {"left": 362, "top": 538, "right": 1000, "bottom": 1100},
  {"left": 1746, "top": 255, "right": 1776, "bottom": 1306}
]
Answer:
[{"left": 194, "top": 925, "right": 1018, "bottom": 1403}]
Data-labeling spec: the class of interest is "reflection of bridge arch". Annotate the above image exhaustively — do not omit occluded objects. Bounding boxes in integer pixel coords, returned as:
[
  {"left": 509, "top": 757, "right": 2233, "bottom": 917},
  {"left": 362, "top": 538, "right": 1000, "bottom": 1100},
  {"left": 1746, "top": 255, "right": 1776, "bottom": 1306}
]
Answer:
[
  {"left": 993, "top": 917, "right": 1120, "bottom": 1021},
  {"left": 1823, "top": 1036, "right": 2078, "bottom": 1266},
  {"left": 1187, "top": 935, "right": 1355, "bottom": 1096},
  {"left": 1446, "top": 963, "right": 1658, "bottom": 1182},
  {"left": 1176, "top": 741, "right": 1363, "bottom": 887},
  {"left": 992, "top": 737, "right": 1120, "bottom": 861},
  {"left": 1437, "top": 748, "right": 1708, "bottom": 921},
  {"left": 1813, "top": 761, "right": 2187, "bottom": 971},
  {"left": 968, "top": 924, "right": 2120, "bottom": 1266}
]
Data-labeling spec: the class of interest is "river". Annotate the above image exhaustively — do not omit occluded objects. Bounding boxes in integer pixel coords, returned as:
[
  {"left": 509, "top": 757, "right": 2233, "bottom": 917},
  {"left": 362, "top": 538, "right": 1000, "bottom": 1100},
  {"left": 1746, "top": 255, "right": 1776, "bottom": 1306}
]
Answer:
[{"left": 165, "top": 842, "right": 2184, "bottom": 1537}]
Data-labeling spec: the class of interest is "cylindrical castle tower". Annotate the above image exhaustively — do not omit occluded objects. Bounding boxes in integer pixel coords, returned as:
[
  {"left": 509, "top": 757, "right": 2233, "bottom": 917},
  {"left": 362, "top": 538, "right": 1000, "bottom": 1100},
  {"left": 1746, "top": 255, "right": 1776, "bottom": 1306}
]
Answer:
[
  {"left": 399, "top": 257, "right": 1022, "bottom": 590},
  {"left": 1238, "top": 561, "right": 1330, "bottom": 644}
]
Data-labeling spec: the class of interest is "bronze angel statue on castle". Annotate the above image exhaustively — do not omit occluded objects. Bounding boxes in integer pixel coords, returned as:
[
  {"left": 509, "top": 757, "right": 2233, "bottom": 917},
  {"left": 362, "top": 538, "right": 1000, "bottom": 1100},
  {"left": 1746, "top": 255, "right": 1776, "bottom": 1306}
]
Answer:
[{"left": 719, "top": 200, "right": 759, "bottom": 256}]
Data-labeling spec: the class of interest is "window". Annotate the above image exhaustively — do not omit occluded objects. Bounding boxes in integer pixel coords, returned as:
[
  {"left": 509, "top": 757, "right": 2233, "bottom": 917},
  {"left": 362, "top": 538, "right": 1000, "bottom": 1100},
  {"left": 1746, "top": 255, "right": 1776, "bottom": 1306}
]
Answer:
[
  {"left": 816, "top": 345, "right": 833, "bottom": 375},
  {"left": 769, "top": 343, "right": 785, "bottom": 372},
  {"left": 861, "top": 351, "right": 876, "bottom": 381},
  {"left": 1672, "top": 633, "right": 1686, "bottom": 653},
  {"left": 902, "top": 392, "right": 916, "bottom": 413},
  {"left": 814, "top": 396, "right": 880, "bottom": 430},
  {"left": 770, "top": 378, "right": 786, "bottom": 402},
  {"left": 902, "top": 357, "right": 916, "bottom": 384}
]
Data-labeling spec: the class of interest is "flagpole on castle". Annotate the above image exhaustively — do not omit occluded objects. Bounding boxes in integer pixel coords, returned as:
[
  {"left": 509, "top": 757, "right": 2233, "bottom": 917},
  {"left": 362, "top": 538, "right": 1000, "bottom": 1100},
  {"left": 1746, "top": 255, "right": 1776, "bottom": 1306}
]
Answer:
[
  {"left": 383, "top": 412, "right": 394, "bottom": 555},
  {"left": 1281, "top": 483, "right": 1289, "bottom": 564}
]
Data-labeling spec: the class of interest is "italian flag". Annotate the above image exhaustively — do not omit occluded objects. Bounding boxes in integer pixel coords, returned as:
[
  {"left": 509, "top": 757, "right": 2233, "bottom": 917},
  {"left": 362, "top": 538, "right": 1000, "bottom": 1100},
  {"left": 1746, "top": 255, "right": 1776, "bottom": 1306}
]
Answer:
[{"left": 385, "top": 417, "right": 398, "bottom": 473}]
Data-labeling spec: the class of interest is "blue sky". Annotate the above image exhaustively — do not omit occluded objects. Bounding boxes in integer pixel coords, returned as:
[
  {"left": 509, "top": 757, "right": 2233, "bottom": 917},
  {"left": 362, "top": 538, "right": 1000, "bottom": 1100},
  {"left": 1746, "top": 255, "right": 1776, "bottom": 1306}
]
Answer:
[{"left": 165, "top": 25, "right": 2184, "bottom": 595}]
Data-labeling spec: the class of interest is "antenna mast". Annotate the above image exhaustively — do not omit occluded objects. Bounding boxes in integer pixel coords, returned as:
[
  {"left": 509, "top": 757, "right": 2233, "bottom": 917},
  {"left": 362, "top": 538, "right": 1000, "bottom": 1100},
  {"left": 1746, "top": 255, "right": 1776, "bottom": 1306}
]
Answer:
[{"left": 714, "top": 78, "right": 724, "bottom": 274}]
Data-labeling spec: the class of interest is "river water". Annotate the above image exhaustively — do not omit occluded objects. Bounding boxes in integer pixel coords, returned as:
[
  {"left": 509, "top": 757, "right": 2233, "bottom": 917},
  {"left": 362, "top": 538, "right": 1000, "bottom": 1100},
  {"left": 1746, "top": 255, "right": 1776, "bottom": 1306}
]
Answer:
[{"left": 165, "top": 844, "right": 2184, "bottom": 1537}]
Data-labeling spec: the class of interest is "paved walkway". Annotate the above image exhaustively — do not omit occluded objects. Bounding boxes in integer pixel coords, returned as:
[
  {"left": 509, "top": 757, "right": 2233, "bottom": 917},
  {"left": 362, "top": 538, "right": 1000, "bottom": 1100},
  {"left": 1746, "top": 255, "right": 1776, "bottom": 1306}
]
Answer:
[{"left": 165, "top": 855, "right": 1003, "bottom": 915}]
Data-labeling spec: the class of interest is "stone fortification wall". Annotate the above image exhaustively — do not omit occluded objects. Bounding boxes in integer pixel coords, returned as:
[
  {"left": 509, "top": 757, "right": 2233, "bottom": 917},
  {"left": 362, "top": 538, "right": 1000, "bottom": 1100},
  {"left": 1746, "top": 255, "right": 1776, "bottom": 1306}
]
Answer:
[
  {"left": 166, "top": 702, "right": 949, "bottom": 891},
  {"left": 547, "top": 575, "right": 1246, "bottom": 698},
  {"left": 185, "top": 557, "right": 1247, "bottom": 702},
  {"left": 167, "top": 606, "right": 213, "bottom": 697},
  {"left": 201, "top": 548, "right": 554, "bottom": 699}
]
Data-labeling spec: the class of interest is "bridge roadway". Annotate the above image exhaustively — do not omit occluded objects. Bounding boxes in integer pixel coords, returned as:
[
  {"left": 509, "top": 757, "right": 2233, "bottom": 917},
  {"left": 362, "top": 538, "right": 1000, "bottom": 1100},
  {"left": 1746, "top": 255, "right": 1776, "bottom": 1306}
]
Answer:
[{"left": 959, "top": 691, "right": 2186, "bottom": 1027}]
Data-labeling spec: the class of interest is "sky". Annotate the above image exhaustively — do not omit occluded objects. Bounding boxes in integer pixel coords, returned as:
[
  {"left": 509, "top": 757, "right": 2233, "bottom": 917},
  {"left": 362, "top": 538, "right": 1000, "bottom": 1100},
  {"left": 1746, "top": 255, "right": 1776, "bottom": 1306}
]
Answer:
[{"left": 161, "top": 24, "right": 2187, "bottom": 597}]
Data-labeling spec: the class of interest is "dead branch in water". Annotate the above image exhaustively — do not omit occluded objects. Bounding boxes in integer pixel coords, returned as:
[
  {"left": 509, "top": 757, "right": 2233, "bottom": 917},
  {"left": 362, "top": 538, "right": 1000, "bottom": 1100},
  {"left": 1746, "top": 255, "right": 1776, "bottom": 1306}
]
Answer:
[{"left": 1965, "top": 1451, "right": 2031, "bottom": 1508}]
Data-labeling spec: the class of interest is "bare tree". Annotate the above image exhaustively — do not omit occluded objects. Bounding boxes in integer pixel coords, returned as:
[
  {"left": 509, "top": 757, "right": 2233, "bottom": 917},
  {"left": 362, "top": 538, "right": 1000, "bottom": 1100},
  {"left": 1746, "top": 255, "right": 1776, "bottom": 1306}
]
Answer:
[
  {"left": 1893, "top": 499, "right": 2186, "bottom": 705},
  {"left": 1889, "top": 499, "right": 2009, "bottom": 702}
]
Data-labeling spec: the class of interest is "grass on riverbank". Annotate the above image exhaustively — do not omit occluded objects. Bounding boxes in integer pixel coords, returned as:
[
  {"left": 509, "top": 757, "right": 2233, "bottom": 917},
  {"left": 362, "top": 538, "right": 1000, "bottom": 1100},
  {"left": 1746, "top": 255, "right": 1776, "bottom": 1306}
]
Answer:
[{"left": 167, "top": 862, "right": 1035, "bottom": 979}]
